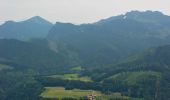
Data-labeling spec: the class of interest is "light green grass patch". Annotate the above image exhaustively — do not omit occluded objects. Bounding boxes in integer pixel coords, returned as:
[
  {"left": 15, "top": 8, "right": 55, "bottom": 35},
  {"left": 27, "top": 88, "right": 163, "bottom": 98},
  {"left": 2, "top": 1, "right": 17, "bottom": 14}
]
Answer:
[
  {"left": 40, "top": 87, "right": 101, "bottom": 99},
  {"left": 40, "top": 87, "right": 141, "bottom": 100},
  {"left": 47, "top": 74, "right": 92, "bottom": 82},
  {"left": 0, "top": 64, "right": 13, "bottom": 71},
  {"left": 71, "top": 66, "right": 84, "bottom": 71}
]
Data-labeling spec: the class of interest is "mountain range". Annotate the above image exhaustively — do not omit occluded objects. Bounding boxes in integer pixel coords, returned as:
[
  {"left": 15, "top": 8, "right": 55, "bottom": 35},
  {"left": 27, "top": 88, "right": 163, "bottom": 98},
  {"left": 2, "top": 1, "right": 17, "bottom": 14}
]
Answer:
[
  {"left": 1, "top": 10, "right": 170, "bottom": 100},
  {"left": 47, "top": 10, "right": 170, "bottom": 67}
]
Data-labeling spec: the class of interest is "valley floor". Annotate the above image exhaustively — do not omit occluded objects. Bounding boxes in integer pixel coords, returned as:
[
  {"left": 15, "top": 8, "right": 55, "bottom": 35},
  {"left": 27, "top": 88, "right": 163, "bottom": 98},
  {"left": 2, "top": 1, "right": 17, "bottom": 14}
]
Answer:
[{"left": 40, "top": 87, "right": 142, "bottom": 100}]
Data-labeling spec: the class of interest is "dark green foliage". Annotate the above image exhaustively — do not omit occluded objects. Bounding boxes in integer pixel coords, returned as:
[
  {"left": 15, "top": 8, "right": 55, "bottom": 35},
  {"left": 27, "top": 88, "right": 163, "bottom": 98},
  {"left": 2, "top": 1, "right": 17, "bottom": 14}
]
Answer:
[
  {"left": 0, "top": 70, "right": 43, "bottom": 100},
  {"left": 0, "top": 39, "right": 77, "bottom": 74},
  {"left": 86, "top": 45, "right": 170, "bottom": 100}
]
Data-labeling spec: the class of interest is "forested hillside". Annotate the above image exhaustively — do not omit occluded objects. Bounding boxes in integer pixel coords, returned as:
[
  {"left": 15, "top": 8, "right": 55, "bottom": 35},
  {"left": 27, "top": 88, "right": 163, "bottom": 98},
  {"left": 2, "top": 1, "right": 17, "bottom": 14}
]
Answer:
[
  {"left": 84, "top": 45, "right": 170, "bottom": 100},
  {"left": 0, "top": 39, "right": 79, "bottom": 74}
]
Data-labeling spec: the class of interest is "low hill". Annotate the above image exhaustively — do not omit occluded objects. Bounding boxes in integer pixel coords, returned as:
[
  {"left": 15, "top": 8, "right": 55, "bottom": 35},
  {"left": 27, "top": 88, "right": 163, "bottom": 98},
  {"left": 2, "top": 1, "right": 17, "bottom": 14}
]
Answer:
[{"left": 0, "top": 39, "right": 76, "bottom": 74}]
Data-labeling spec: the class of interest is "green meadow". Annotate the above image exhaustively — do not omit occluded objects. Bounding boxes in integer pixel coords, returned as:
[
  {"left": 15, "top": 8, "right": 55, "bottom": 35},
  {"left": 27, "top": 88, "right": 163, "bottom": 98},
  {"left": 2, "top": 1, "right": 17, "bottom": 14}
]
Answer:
[
  {"left": 40, "top": 87, "right": 142, "bottom": 100},
  {"left": 71, "top": 66, "right": 84, "bottom": 71},
  {"left": 47, "top": 74, "right": 92, "bottom": 82},
  {"left": 0, "top": 64, "right": 12, "bottom": 71}
]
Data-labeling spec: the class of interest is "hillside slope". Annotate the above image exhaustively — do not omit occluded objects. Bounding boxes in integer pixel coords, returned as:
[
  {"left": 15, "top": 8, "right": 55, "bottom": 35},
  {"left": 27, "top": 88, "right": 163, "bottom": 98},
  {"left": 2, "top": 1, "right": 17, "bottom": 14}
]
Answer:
[
  {"left": 87, "top": 45, "right": 170, "bottom": 100},
  {"left": 0, "top": 39, "right": 77, "bottom": 74}
]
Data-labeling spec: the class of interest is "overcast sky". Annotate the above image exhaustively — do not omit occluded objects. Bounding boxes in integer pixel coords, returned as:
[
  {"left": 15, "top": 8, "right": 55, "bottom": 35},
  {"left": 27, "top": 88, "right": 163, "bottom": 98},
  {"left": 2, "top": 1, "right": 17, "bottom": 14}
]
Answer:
[{"left": 0, "top": 0, "right": 170, "bottom": 24}]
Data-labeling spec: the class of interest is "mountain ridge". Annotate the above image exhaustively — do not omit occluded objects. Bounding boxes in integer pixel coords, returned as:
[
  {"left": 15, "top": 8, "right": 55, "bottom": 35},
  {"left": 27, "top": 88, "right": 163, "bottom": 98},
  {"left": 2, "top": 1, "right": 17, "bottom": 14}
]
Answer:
[
  {"left": 47, "top": 10, "right": 170, "bottom": 67},
  {"left": 0, "top": 16, "right": 53, "bottom": 40}
]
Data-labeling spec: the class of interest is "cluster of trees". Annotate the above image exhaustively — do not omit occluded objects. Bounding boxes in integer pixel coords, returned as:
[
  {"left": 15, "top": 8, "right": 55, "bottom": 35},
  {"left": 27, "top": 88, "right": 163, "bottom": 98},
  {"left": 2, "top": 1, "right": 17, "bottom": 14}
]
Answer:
[{"left": 0, "top": 69, "right": 43, "bottom": 100}]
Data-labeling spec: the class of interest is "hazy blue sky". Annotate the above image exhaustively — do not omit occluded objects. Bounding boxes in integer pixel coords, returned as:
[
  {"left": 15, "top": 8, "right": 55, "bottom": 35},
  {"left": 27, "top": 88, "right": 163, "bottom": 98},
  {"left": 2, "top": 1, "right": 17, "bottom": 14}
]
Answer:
[{"left": 0, "top": 0, "right": 170, "bottom": 24}]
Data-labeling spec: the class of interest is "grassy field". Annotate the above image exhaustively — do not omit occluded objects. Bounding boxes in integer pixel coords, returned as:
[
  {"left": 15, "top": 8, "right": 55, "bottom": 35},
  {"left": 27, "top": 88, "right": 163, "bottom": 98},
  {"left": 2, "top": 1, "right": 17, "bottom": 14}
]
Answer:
[
  {"left": 40, "top": 87, "right": 141, "bottom": 100},
  {"left": 41, "top": 87, "right": 101, "bottom": 99},
  {"left": 71, "top": 66, "right": 84, "bottom": 71},
  {"left": 0, "top": 64, "right": 12, "bottom": 71},
  {"left": 47, "top": 74, "right": 92, "bottom": 82}
]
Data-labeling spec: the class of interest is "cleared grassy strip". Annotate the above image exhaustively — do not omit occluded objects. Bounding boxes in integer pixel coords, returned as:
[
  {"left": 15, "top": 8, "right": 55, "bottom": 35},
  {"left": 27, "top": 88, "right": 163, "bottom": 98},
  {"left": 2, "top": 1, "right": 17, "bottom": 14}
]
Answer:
[
  {"left": 0, "top": 64, "right": 13, "bottom": 71},
  {"left": 40, "top": 87, "right": 141, "bottom": 100},
  {"left": 47, "top": 74, "right": 92, "bottom": 82},
  {"left": 41, "top": 87, "right": 100, "bottom": 99},
  {"left": 71, "top": 66, "right": 84, "bottom": 71}
]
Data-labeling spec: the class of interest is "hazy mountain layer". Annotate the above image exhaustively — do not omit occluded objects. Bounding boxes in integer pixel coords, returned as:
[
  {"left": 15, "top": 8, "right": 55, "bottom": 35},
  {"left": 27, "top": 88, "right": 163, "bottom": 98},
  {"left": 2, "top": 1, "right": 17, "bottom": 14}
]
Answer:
[
  {"left": 0, "top": 16, "right": 53, "bottom": 40},
  {"left": 47, "top": 11, "right": 170, "bottom": 68}
]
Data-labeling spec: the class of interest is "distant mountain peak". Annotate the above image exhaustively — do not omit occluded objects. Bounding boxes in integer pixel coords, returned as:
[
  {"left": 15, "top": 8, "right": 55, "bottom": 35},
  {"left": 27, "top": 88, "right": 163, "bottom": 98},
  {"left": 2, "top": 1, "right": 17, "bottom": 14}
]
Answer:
[
  {"left": 28, "top": 16, "right": 45, "bottom": 21},
  {"left": 25, "top": 16, "right": 52, "bottom": 25},
  {"left": 96, "top": 10, "right": 168, "bottom": 25},
  {"left": 0, "top": 16, "right": 53, "bottom": 40}
]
